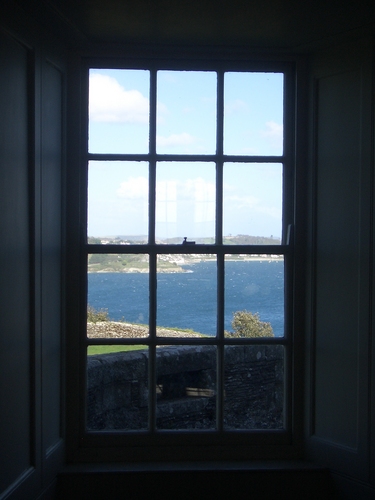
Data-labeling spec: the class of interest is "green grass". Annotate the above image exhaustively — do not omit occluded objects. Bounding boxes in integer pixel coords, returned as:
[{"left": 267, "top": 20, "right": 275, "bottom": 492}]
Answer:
[
  {"left": 87, "top": 321, "right": 208, "bottom": 356},
  {"left": 87, "top": 345, "right": 147, "bottom": 355}
]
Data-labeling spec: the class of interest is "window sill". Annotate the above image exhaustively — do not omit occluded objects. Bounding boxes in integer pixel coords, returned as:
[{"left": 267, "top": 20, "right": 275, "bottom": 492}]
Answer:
[{"left": 57, "top": 461, "right": 335, "bottom": 499}]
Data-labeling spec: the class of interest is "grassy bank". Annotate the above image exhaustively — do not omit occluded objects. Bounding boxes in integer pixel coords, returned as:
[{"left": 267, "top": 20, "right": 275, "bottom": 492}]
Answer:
[{"left": 88, "top": 344, "right": 147, "bottom": 355}]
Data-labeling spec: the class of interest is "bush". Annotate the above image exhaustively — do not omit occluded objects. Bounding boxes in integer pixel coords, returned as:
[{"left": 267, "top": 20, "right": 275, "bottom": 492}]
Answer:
[
  {"left": 87, "top": 305, "right": 109, "bottom": 323},
  {"left": 226, "top": 310, "right": 274, "bottom": 338}
]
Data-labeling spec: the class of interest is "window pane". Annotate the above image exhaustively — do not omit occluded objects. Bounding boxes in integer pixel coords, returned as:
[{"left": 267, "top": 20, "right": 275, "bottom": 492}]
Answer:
[
  {"left": 157, "top": 256, "right": 216, "bottom": 337},
  {"left": 87, "top": 254, "right": 149, "bottom": 337},
  {"left": 156, "top": 345, "right": 216, "bottom": 430},
  {"left": 89, "top": 69, "right": 149, "bottom": 154},
  {"left": 224, "top": 72, "right": 283, "bottom": 155},
  {"left": 157, "top": 71, "right": 216, "bottom": 154},
  {"left": 88, "top": 161, "right": 149, "bottom": 243},
  {"left": 156, "top": 162, "right": 215, "bottom": 243},
  {"left": 87, "top": 346, "right": 149, "bottom": 431},
  {"left": 224, "top": 345, "right": 284, "bottom": 430},
  {"left": 223, "top": 163, "right": 283, "bottom": 242},
  {"left": 224, "top": 255, "right": 284, "bottom": 338}
]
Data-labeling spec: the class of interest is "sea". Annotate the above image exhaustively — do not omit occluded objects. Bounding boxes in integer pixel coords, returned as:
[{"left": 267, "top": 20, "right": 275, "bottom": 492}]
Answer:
[{"left": 88, "top": 260, "right": 284, "bottom": 337}]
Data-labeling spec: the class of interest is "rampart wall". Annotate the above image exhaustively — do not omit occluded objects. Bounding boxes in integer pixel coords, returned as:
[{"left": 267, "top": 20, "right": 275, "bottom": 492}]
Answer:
[{"left": 87, "top": 345, "right": 284, "bottom": 431}]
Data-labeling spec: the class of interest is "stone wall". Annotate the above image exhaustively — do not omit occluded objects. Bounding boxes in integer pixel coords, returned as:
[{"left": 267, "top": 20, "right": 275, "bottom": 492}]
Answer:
[{"left": 87, "top": 345, "right": 284, "bottom": 431}]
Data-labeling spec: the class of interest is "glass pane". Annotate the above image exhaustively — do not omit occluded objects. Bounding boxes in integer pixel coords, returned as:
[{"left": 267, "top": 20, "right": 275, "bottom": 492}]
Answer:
[
  {"left": 223, "top": 162, "right": 282, "bottom": 243},
  {"left": 224, "top": 72, "right": 283, "bottom": 155},
  {"left": 87, "top": 254, "right": 149, "bottom": 338},
  {"left": 87, "top": 346, "right": 149, "bottom": 431},
  {"left": 156, "top": 345, "right": 216, "bottom": 430},
  {"left": 89, "top": 69, "right": 149, "bottom": 154},
  {"left": 157, "top": 256, "right": 217, "bottom": 337},
  {"left": 88, "top": 161, "right": 148, "bottom": 243},
  {"left": 157, "top": 71, "right": 216, "bottom": 154},
  {"left": 224, "top": 345, "right": 284, "bottom": 430},
  {"left": 224, "top": 255, "right": 284, "bottom": 338},
  {"left": 156, "top": 162, "right": 215, "bottom": 243}
]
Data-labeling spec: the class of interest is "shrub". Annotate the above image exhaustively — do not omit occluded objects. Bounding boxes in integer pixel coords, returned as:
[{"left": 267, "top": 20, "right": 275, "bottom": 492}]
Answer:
[
  {"left": 87, "top": 305, "right": 109, "bottom": 323},
  {"left": 226, "top": 310, "right": 274, "bottom": 338}
]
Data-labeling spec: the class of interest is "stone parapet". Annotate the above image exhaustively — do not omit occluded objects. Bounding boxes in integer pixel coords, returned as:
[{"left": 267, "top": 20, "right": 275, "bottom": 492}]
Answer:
[{"left": 87, "top": 345, "right": 283, "bottom": 431}]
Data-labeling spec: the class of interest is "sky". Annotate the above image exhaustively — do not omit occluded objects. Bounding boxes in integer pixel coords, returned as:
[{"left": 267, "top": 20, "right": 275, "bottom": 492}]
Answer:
[{"left": 88, "top": 69, "right": 284, "bottom": 241}]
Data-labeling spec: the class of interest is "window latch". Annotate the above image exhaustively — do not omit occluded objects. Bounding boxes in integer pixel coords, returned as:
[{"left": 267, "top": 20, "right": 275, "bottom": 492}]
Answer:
[{"left": 182, "top": 237, "right": 196, "bottom": 245}]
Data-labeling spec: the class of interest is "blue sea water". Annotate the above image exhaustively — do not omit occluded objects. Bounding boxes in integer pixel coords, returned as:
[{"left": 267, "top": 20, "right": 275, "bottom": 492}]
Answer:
[{"left": 87, "top": 260, "right": 284, "bottom": 337}]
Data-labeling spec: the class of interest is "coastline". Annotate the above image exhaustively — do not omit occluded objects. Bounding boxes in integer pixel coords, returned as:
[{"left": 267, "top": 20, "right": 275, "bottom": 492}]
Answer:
[
  {"left": 88, "top": 255, "right": 283, "bottom": 273},
  {"left": 87, "top": 321, "right": 206, "bottom": 338}
]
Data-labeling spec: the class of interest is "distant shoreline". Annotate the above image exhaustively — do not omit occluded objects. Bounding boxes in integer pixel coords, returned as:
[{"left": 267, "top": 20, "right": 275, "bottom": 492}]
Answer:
[{"left": 88, "top": 256, "right": 283, "bottom": 273}]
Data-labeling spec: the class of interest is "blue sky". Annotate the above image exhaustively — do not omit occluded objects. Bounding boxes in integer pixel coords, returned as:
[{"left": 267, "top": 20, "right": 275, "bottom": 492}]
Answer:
[{"left": 88, "top": 69, "right": 284, "bottom": 240}]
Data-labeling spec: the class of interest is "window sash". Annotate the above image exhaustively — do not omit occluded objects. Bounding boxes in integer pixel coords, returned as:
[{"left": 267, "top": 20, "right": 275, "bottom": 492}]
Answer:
[{"left": 82, "top": 60, "right": 294, "bottom": 440}]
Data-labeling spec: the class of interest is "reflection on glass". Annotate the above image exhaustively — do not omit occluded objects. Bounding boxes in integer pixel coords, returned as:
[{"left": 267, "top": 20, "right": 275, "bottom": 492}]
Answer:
[
  {"left": 88, "top": 161, "right": 149, "bottom": 243},
  {"left": 87, "top": 254, "right": 150, "bottom": 336},
  {"left": 156, "top": 345, "right": 216, "bottom": 430},
  {"left": 223, "top": 163, "right": 283, "bottom": 242},
  {"left": 224, "top": 345, "right": 284, "bottom": 430},
  {"left": 224, "top": 72, "right": 284, "bottom": 155},
  {"left": 156, "top": 162, "right": 215, "bottom": 243},
  {"left": 224, "top": 255, "right": 284, "bottom": 338},
  {"left": 86, "top": 346, "right": 149, "bottom": 431},
  {"left": 89, "top": 69, "right": 149, "bottom": 154},
  {"left": 157, "top": 256, "right": 217, "bottom": 336},
  {"left": 157, "top": 71, "right": 216, "bottom": 154}
]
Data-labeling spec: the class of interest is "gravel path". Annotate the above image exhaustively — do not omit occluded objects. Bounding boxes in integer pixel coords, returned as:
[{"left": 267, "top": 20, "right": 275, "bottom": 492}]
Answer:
[{"left": 87, "top": 321, "right": 204, "bottom": 339}]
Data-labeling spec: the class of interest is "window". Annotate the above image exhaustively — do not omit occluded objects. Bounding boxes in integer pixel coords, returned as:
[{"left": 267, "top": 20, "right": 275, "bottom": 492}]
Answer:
[{"left": 78, "top": 57, "right": 297, "bottom": 459}]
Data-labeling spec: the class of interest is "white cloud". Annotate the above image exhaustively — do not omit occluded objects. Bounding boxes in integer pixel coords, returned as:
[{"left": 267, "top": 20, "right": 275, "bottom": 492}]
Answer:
[
  {"left": 116, "top": 176, "right": 215, "bottom": 203},
  {"left": 157, "top": 177, "right": 215, "bottom": 201},
  {"left": 156, "top": 181, "right": 177, "bottom": 223},
  {"left": 191, "top": 177, "right": 215, "bottom": 202},
  {"left": 116, "top": 175, "right": 214, "bottom": 207},
  {"left": 156, "top": 177, "right": 215, "bottom": 224},
  {"left": 157, "top": 133, "right": 196, "bottom": 148},
  {"left": 89, "top": 73, "right": 149, "bottom": 123},
  {"left": 225, "top": 99, "right": 248, "bottom": 114},
  {"left": 257, "top": 205, "right": 281, "bottom": 219},
  {"left": 225, "top": 194, "right": 260, "bottom": 210},
  {"left": 224, "top": 186, "right": 281, "bottom": 220},
  {"left": 261, "top": 121, "right": 283, "bottom": 148},
  {"left": 116, "top": 177, "right": 148, "bottom": 198}
]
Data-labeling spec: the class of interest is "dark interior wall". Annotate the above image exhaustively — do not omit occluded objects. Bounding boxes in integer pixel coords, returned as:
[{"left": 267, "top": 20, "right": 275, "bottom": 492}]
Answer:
[
  {"left": 40, "top": 53, "right": 65, "bottom": 486},
  {"left": 0, "top": 11, "right": 65, "bottom": 499},
  {"left": 305, "top": 38, "right": 374, "bottom": 490},
  {"left": 0, "top": 26, "right": 33, "bottom": 497},
  {"left": 0, "top": 1, "right": 374, "bottom": 499}
]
